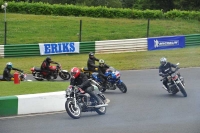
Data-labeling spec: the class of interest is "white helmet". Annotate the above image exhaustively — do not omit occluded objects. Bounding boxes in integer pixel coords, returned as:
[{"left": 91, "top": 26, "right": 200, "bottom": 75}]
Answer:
[
  {"left": 99, "top": 59, "right": 105, "bottom": 67},
  {"left": 160, "top": 57, "right": 167, "bottom": 66},
  {"left": 6, "top": 62, "right": 13, "bottom": 69}
]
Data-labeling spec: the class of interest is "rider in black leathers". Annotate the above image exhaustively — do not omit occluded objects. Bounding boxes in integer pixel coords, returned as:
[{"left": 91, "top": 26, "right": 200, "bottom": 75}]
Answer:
[
  {"left": 69, "top": 67, "right": 102, "bottom": 105},
  {"left": 159, "top": 57, "right": 178, "bottom": 92},
  {"left": 41, "top": 56, "right": 58, "bottom": 78},
  {"left": 3, "top": 62, "right": 23, "bottom": 81},
  {"left": 87, "top": 52, "right": 99, "bottom": 72},
  {"left": 97, "top": 59, "right": 110, "bottom": 88}
]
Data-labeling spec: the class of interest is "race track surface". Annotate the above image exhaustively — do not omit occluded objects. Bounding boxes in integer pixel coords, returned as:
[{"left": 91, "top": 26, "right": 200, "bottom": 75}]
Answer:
[{"left": 0, "top": 68, "right": 200, "bottom": 133}]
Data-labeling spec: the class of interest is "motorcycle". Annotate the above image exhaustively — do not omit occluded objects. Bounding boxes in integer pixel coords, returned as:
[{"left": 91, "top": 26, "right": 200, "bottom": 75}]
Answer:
[
  {"left": 0, "top": 71, "right": 27, "bottom": 81},
  {"left": 80, "top": 67, "right": 98, "bottom": 78},
  {"left": 30, "top": 63, "right": 71, "bottom": 81},
  {"left": 92, "top": 67, "right": 127, "bottom": 93},
  {"left": 160, "top": 63, "right": 187, "bottom": 97},
  {"left": 65, "top": 85, "right": 108, "bottom": 119}
]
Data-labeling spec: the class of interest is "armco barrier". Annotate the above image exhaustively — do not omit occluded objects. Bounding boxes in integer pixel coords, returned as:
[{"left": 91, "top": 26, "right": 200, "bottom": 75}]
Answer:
[
  {"left": 0, "top": 91, "right": 66, "bottom": 117},
  {"left": 80, "top": 41, "right": 95, "bottom": 53},
  {"left": 185, "top": 34, "right": 200, "bottom": 46},
  {"left": 0, "top": 45, "right": 4, "bottom": 57},
  {"left": 4, "top": 44, "right": 40, "bottom": 57},
  {"left": 95, "top": 38, "right": 147, "bottom": 54},
  {"left": 3, "top": 42, "right": 95, "bottom": 57},
  {"left": 0, "top": 96, "right": 18, "bottom": 116},
  {"left": 2, "top": 34, "right": 200, "bottom": 57}
]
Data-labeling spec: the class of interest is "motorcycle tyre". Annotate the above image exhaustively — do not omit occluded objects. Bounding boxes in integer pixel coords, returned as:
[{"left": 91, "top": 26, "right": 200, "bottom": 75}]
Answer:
[
  {"left": 117, "top": 82, "right": 127, "bottom": 93},
  {"left": 59, "top": 72, "right": 71, "bottom": 80},
  {"left": 35, "top": 78, "right": 44, "bottom": 81},
  {"left": 177, "top": 83, "right": 187, "bottom": 97},
  {"left": 65, "top": 98, "right": 81, "bottom": 119},
  {"left": 100, "top": 86, "right": 107, "bottom": 92},
  {"left": 95, "top": 97, "right": 106, "bottom": 115},
  {"left": 172, "top": 90, "right": 179, "bottom": 95}
]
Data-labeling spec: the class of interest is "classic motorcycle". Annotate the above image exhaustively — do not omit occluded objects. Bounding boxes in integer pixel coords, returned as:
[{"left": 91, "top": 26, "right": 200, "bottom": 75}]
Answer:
[
  {"left": 30, "top": 63, "right": 71, "bottom": 81},
  {"left": 65, "top": 85, "right": 108, "bottom": 119},
  {"left": 160, "top": 63, "right": 187, "bottom": 97},
  {"left": 0, "top": 71, "right": 27, "bottom": 81},
  {"left": 92, "top": 67, "right": 127, "bottom": 93},
  {"left": 80, "top": 67, "right": 98, "bottom": 78}
]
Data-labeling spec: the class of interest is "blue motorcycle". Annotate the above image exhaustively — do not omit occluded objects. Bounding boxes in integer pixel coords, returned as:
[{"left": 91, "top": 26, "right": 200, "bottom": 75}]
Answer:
[{"left": 91, "top": 67, "right": 127, "bottom": 93}]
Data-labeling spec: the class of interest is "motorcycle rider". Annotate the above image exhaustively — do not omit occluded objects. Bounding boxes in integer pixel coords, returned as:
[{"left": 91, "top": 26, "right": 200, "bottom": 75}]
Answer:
[
  {"left": 69, "top": 67, "right": 103, "bottom": 105},
  {"left": 41, "top": 56, "right": 58, "bottom": 79},
  {"left": 3, "top": 62, "right": 23, "bottom": 81},
  {"left": 87, "top": 52, "right": 99, "bottom": 72},
  {"left": 97, "top": 59, "right": 110, "bottom": 89},
  {"left": 159, "top": 57, "right": 179, "bottom": 92}
]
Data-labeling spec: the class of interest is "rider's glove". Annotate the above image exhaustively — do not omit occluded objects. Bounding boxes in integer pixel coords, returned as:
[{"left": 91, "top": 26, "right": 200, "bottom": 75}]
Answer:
[
  {"left": 78, "top": 88, "right": 85, "bottom": 94},
  {"left": 66, "top": 85, "right": 72, "bottom": 91}
]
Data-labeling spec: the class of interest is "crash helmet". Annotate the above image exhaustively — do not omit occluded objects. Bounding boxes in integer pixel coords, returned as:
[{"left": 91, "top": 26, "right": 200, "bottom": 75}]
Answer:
[
  {"left": 6, "top": 62, "right": 13, "bottom": 69},
  {"left": 99, "top": 59, "right": 105, "bottom": 67},
  {"left": 89, "top": 52, "right": 94, "bottom": 59},
  {"left": 70, "top": 67, "right": 81, "bottom": 78},
  {"left": 46, "top": 56, "right": 52, "bottom": 63},
  {"left": 160, "top": 57, "right": 167, "bottom": 66}
]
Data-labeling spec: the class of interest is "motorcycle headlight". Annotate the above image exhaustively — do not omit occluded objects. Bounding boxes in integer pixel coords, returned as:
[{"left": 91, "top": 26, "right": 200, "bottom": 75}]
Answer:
[
  {"left": 171, "top": 73, "right": 176, "bottom": 78},
  {"left": 66, "top": 88, "right": 72, "bottom": 95}
]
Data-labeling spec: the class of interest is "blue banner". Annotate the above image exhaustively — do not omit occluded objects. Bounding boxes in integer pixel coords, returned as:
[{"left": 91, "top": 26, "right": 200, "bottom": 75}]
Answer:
[{"left": 148, "top": 36, "right": 185, "bottom": 51}]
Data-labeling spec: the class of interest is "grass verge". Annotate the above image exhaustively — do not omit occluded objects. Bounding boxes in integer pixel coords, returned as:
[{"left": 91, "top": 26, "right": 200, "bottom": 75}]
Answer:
[
  {"left": 0, "top": 13, "right": 199, "bottom": 44},
  {"left": 0, "top": 81, "right": 69, "bottom": 97},
  {"left": 1, "top": 46, "right": 200, "bottom": 96}
]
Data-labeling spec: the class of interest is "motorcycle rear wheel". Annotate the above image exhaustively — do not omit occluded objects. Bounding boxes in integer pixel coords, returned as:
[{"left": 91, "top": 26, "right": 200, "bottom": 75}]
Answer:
[
  {"left": 65, "top": 99, "right": 81, "bottom": 119},
  {"left": 177, "top": 83, "right": 187, "bottom": 97}
]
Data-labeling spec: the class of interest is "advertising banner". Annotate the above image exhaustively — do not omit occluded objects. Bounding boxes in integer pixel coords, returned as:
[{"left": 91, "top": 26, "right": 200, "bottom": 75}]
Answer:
[
  {"left": 39, "top": 42, "right": 79, "bottom": 55},
  {"left": 147, "top": 36, "right": 185, "bottom": 51}
]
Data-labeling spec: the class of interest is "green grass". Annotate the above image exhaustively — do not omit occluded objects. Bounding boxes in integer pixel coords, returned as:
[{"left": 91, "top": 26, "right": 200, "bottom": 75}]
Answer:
[
  {"left": 0, "top": 13, "right": 200, "bottom": 97},
  {"left": 0, "top": 81, "right": 69, "bottom": 97},
  {"left": 0, "top": 13, "right": 199, "bottom": 44},
  {"left": 1, "top": 46, "right": 200, "bottom": 75},
  {"left": 2, "top": 46, "right": 200, "bottom": 96}
]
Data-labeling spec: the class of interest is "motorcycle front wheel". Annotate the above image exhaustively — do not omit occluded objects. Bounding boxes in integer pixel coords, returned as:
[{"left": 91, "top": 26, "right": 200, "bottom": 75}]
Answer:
[
  {"left": 117, "top": 82, "right": 127, "bottom": 93},
  {"left": 65, "top": 99, "right": 81, "bottom": 119},
  {"left": 95, "top": 97, "right": 106, "bottom": 115},
  {"left": 59, "top": 72, "right": 71, "bottom": 80},
  {"left": 177, "top": 83, "right": 187, "bottom": 97}
]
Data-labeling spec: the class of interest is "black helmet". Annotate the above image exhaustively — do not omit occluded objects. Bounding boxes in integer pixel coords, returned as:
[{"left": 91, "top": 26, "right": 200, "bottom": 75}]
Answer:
[
  {"left": 89, "top": 52, "right": 94, "bottom": 58},
  {"left": 46, "top": 56, "right": 52, "bottom": 62}
]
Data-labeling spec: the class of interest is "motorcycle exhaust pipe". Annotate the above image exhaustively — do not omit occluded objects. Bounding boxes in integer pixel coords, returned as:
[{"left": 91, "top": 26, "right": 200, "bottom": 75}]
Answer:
[{"left": 88, "top": 104, "right": 108, "bottom": 108}]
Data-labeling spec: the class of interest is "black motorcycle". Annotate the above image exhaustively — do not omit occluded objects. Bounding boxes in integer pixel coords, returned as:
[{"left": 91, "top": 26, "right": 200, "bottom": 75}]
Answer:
[
  {"left": 65, "top": 85, "right": 108, "bottom": 119},
  {"left": 160, "top": 63, "right": 187, "bottom": 97}
]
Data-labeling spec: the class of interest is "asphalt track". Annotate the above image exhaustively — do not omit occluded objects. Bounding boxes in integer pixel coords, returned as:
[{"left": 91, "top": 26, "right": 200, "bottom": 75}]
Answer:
[{"left": 0, "top": 68, "right": 200, "bottom": 133}]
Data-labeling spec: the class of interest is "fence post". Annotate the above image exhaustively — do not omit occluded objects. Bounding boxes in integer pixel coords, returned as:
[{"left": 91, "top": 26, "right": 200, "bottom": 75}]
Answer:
[
  {"left": 79, "top": 20, "right": 82, "bottom": 42},
  {"left": 147, "top": 19, "right": 150, "bottom": 38}
]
